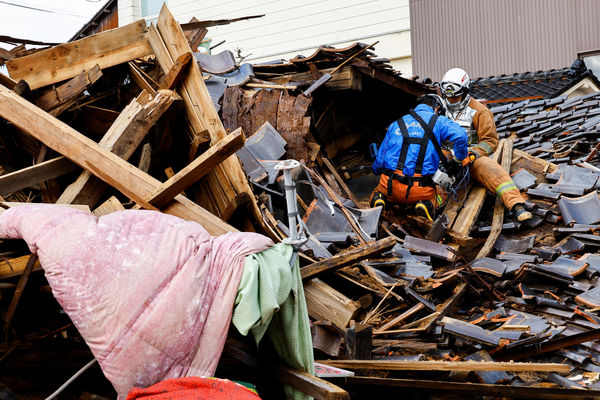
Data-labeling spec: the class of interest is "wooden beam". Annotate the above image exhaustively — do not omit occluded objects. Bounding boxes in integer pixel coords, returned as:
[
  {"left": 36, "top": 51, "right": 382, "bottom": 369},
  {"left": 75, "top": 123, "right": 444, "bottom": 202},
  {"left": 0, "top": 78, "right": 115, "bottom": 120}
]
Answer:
[
  {"left": 475, "top": 139, "right": 509, "bottom": 259},
  {"left": 304, "top": 279, "right": 360, "bottom": 329},
  {"left": 150, "top": 5, "right": 259, "bottom": 222},
  {"left": 317, "top": 360, "right": 569, "bottom": 373},
  {"left": 56, "top": 89, "right": 179, "bottom": 208},
  {"left": 451, "top": 140, "right": 505, "bottom": 237},
  {"left": 342, "top": 376, "right": 600, "bottom": 399},
  {"left": 301, "top": 236, "right": 396, "bottom": 280},
  {"left": 0, "top": 255, "right": 42, "bottom": 279},
  {"left": 0, "top": 82, "right": 236, "bottom": 235},
  {"left": 7, "top": 20, "right": 152, "bottom": 90},
  {"left": 33, "top": 65, "right": 103, "bottom": 114},
  {"left": 271, "top": 365, "right": 350, "bottom": 400},
  {"left": 0, "top": 72, "right": 18, "bottom": 90},
  {"left": 146, "top": 128, "right": 245, "bottom": 209},
  {"left": 161, "top": 52, "right": 192, "bottom": 90},
  {"left": 0, "top": 157, "right": 78, "bottom": 196}
]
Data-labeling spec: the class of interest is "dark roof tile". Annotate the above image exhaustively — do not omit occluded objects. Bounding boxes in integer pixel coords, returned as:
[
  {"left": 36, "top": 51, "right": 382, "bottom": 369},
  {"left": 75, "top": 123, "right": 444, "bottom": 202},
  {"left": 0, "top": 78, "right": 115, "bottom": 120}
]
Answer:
[{"left": 471, "top": 64, "right": 599, "bottom": 102}]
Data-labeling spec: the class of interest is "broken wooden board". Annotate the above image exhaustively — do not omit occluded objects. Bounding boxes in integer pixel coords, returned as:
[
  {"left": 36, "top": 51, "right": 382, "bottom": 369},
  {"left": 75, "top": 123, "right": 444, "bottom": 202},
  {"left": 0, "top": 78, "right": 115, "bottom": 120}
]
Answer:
[
  {"left": 7, "top": 20, "right": 152, "bottom": 90},
  {"left": 0, "top": 157, "right": 78, "bottom": 197},
  {"left": 304, "top": 278, "right": 360, "bottom": 329},
  {"left": 511, "top": 148, "right": 558, "bottom": 180},
  {"left": 476, "top": 139, "right": 511, "bottom": 258},
  {"left": 317, "top": 360, "right": 569, "bottom": 373},
  {"left": 56, "top": 89, "right": 179, "bottom": 208},
  {"left": 450, "top": 139, "right": 505, "bottom": 241},
  {"left": 33, "top": 65, "right": 103, "bottom": 115},
  {"left": 0, "top": 82, "right": 236, "bottom": 235},
  {"left": 301, "top": 236, "right": 396, "bottom": 280},
  {"left": 161, "top": 52, "right": 192, "bottom": 90}
]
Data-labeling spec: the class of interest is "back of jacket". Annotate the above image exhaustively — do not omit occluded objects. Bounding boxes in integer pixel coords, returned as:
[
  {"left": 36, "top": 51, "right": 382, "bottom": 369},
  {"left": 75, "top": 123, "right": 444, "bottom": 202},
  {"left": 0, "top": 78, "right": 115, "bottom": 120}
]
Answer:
[{"left": 372, "top": 104, "right": 468, "bottom": 177}]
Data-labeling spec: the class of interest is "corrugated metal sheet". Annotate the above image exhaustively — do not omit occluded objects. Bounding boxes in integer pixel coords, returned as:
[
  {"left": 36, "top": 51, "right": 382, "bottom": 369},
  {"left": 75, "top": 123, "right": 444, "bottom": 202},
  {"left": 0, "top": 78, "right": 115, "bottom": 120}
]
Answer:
[{"left": 410, "top": 0, "right": 600, "bottom": 80}]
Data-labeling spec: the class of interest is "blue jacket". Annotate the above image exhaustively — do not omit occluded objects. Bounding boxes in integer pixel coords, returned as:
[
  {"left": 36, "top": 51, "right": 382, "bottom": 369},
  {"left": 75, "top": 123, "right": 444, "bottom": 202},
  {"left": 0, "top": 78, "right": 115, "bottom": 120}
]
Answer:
[{"left": 372, "top": 104, "right": 468, "bottom": 176}]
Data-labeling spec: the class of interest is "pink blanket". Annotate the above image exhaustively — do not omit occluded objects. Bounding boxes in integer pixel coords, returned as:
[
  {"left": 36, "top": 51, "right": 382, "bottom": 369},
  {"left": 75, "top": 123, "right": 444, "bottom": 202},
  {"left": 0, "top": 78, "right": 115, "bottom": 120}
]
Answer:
[{"left": 0, "top": 205, "right": 273, "bottom": 397}]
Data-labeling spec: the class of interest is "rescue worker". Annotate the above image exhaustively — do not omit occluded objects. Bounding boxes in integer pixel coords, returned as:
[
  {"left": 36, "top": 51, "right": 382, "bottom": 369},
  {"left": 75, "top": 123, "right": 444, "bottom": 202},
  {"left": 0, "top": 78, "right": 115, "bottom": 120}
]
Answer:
[
  {"left": 370, "top": 94, "right": 468, "bottom": 220},
  {"left": 440, "top": 67, "right": 532, "bottom": 221}
]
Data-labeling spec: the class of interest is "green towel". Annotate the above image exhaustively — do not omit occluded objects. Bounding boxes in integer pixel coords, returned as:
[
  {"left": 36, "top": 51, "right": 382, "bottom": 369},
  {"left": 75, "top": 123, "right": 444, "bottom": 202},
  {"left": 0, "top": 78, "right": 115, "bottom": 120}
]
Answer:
[{"left": 232, "top": 243, "right": 314, "bottom": 400}]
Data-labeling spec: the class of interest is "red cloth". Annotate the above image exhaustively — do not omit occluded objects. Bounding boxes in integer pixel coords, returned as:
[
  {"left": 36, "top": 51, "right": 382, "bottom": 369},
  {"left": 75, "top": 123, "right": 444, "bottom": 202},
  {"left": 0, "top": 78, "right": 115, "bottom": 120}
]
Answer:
[{"left": 127, "top": 377, "right": 261, "bottom": 400}]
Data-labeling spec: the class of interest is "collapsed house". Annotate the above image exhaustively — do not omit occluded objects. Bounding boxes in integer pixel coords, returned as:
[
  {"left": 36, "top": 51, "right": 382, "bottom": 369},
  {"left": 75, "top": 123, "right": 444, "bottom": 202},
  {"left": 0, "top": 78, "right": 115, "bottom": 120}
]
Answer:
[{"left": 3, "top": 4, "right": 600, "bottom": 400}]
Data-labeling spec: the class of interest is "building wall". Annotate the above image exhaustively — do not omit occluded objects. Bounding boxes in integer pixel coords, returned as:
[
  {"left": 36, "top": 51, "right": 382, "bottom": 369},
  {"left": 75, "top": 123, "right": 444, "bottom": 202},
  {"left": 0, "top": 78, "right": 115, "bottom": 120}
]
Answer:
[
  {"left": 410, "top": 0, "right": 600, "bottom": 81},
  {"left": 118, "top": 0, "right": 413, "bottom": 75}
]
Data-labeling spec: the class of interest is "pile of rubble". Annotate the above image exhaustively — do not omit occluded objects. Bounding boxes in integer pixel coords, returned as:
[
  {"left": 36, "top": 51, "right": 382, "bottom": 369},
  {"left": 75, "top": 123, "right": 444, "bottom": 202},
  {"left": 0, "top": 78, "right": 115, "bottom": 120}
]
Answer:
[{"left": 3, "top": 4, "right": 600, "bottom": 400}]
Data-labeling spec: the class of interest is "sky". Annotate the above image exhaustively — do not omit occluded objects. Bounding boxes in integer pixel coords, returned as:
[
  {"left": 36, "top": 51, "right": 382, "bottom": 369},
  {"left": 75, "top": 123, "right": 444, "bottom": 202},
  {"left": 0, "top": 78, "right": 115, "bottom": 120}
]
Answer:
[{"left": 0, "top": 0, "right": 111, "bottom": 50}]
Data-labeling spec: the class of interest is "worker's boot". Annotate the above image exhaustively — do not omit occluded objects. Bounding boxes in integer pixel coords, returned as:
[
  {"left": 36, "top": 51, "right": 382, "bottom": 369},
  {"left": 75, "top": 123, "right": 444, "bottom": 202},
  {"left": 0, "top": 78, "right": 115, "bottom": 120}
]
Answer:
[
  {"left": 511, "top": 203, "right": 532, "bottom": 222},
  {"left": 370, "top": 192, "right": 386, "bottom": 209},
  {"left": 415, "top": 200, "right": 435, "bottom": 221}
]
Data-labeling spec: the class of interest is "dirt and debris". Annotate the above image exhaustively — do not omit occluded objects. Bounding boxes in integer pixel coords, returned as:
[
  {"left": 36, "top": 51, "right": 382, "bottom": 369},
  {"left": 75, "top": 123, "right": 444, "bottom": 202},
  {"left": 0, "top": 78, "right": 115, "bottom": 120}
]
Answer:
[{"left": 2, "top": 4, "right": 600, "bottom": 400}]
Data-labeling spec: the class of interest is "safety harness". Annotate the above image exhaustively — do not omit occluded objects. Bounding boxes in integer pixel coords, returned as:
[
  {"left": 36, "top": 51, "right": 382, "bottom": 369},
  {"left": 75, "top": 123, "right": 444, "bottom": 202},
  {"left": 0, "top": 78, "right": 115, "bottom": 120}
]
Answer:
[{"left": 385, "top": 109, "right": 449, "bottom": 200}]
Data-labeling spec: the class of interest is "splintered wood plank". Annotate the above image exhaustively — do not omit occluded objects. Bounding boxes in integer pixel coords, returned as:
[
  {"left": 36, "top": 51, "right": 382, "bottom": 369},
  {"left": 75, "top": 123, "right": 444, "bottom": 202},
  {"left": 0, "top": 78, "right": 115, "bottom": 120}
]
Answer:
[
  {"left": 92, "top": 196, "right": 125, "bottom": 217},
  {"left": 511, "top": 148, "right": 558, "bottom": 180},
  {"left": 476, "top": 140, "right": 508, "bottom": 259},
  {"left": 301, "top": 236, "right": 396, "bottom": 280},
  {"left": 56, "top": 89, "right": 179, "bottom": 207},
  {"left": 161, "top": 52, "right": 192, "bottom": 90},
  {"left": 151, "top": 5, "right": 259, "bottom": 222},
  {"left": 0, "top": 157, "right": 78, "bottom": 196},
  {"left": 7, "top": 21, "right": 152, "bottom": 90},
  {"left": 304, "top": 278, "right": 360, "bottom": 329},
  {"left": 316, "top": 360, "right": 569, "bottom": 373},
  {"left": 0, "top": 83, "right": 236, "bottom": 235},
  {"left": 33, "top": 65, "right": 103, "bottom": 115},
  {"left": 451, "top": 140, "right": 505, "bottom": 236},
  {"left": 146, "top": 128, "right": 245, "bottom": 209}
]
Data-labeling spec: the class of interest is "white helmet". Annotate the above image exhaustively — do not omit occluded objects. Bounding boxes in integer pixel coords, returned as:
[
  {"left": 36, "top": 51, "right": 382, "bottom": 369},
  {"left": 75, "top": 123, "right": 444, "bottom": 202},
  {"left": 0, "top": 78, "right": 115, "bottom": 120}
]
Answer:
[
  {"left": 441, "top": 68, "right": 470, "bottom": 97},
  {"left": 441, "top": 67, "right": 471, "bottom": 112}
]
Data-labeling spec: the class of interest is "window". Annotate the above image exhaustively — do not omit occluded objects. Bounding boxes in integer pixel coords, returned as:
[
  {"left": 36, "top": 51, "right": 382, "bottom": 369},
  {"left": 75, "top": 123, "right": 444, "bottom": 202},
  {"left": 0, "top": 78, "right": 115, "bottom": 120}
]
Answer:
[
  {"left": 141, "top": 0, "right": 166, "bottom": 21},
  {"left": 578, "top": 50, "right": 600, "bottom": 79}
]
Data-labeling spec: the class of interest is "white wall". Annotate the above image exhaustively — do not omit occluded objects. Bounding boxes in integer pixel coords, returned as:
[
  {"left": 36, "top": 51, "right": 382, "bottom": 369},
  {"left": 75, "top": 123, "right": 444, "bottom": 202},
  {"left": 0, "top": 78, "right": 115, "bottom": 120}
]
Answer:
[{"left": 119, "top": 0, "right": 412, "bottom": 76}]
